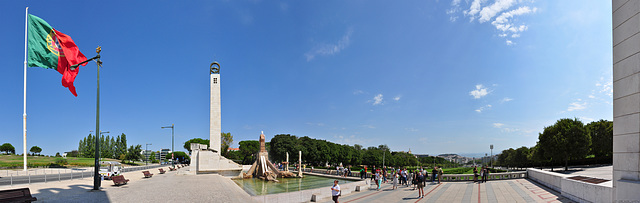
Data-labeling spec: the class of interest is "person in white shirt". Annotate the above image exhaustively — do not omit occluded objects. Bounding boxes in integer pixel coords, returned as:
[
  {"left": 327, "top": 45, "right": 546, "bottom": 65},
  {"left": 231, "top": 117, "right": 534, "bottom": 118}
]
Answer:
[{"left": 331, "top": 180, "right": 341, "bottom": 203}]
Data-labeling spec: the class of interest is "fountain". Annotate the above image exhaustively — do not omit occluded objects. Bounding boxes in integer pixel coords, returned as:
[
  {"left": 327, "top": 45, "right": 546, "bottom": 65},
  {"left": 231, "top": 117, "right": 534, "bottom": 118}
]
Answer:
[{"left": 243, "top": 132, "right": 298, "bottom": 181}]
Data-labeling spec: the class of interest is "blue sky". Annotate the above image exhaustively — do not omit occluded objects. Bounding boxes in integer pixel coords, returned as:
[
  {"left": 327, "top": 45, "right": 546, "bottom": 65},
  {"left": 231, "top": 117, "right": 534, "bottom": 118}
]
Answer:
[{"left": 0, "top": 0, "right": 612, "bottom": 157}]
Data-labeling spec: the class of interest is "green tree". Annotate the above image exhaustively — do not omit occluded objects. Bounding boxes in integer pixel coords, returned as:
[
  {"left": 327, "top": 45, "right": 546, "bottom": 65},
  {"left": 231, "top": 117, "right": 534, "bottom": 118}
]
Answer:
[
  {"left": 221, "top": 132, "right": 233, "bottom": 156},
  {"left": 238, "top": 140, "right": 259, "bottom": 164},
  {"left": 172, "top": 151, "right": 190, "bottom": 163},
  {"left": 183, "top": 138, "right": 209, "bottom": 152},
  {"left": 55, "top": 152, "right": 62, "bottom": 157},
  {"left": 125, "top": 144, "right": 143, "bottom": 163},
  {"left": 78, "top": 134, "right": 95, "bottom": 158},
  {"left": 514, "top": 146, "right": 530, "bottom": 168},
  {"left": 586, "top": 119, "right": 613, "bottom": 158},
  {"left": 150, "top": 151, "right": 158, "bottom": 163},
  {"left": 539, "top": 118, "right": 590, "bottom": 171},
  {"left": 0, "top": 143, "right": 15, "bottom": 154},
  {"left": 116, "top": 134, "right": 128, "bottom": 160},
  {"left": 29, "top": 146, "right": 42, "bottom": 156}
]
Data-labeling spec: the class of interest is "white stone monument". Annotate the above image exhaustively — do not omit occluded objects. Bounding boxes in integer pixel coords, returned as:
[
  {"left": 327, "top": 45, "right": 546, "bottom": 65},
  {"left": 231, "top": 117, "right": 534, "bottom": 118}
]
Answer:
[
  {"left": 189, "top": 62, "right": 241, "bottom": 176},
  {"left": 613, "top": 1, "right": 640, "bottom": 201}
]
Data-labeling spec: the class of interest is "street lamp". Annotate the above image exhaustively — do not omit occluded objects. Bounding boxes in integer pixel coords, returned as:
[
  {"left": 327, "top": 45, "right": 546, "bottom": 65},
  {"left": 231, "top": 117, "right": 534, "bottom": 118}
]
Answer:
[
  {"left": 161, "top": 124, "right": 174, "bottom": 168},
  {"left": 145, "top": 143, "right": 152, "bottom": 165},
  {"left": 490, "top": 144, "right": 493, "bottom": 168}
]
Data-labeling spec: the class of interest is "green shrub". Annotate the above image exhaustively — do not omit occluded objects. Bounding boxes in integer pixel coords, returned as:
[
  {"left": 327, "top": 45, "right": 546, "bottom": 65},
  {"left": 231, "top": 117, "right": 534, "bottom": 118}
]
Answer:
[{"left": 54, "top": 158, "right": 68, "bottom": 166}]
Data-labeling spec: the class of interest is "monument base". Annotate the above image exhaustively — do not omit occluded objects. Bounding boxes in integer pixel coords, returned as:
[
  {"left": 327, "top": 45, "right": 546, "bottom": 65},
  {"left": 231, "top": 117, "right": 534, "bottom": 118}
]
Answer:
[
  {"left": 190, "top": 143, "right": 242, "bottom": 177},
  {"left": 615, "top": 179, "right": 640, "bottom": 201}
]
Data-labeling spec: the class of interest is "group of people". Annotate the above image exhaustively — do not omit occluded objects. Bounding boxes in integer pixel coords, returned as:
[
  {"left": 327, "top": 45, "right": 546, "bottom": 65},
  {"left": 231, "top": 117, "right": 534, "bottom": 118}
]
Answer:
[
  {"left": 473, "top": 166, "right": 490, "bottom": 183},
  {"left": 336, "top": 166, "right": 351, "bottom": 177},
  {"left": 330, "top": 165, "right": 494, "bottom": 202}
]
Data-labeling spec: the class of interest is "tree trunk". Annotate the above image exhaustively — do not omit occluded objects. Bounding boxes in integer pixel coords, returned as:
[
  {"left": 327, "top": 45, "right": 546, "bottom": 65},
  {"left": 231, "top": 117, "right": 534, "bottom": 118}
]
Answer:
[{"left": 564, "top": 159, "right": 568, "bottom": 172}]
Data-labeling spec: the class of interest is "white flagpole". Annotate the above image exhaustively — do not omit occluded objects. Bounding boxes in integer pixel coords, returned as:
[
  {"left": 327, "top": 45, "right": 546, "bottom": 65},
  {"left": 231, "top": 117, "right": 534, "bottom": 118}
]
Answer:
[{"left": 23, "top": 7, "right": 29, "bottom": 171}]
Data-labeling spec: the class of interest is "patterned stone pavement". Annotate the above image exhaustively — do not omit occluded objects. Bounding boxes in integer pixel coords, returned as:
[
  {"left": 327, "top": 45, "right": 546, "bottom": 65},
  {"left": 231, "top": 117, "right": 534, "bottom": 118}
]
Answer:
[{"left": 321, "top": 179, "right": 574, "bottom": 203}]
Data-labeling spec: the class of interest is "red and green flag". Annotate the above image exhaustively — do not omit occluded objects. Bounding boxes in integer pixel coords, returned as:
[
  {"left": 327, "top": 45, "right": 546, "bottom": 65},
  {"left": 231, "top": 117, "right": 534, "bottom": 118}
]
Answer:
[{"left": 27, "top": 14, "right": 87, "bottom": 97}]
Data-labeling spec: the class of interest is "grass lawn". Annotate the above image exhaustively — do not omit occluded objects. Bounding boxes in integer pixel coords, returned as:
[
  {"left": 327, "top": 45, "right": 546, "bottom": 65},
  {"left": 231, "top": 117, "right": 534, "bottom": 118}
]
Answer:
[{"left": 0, "top": 154, "right": 118, "bottom": 168}]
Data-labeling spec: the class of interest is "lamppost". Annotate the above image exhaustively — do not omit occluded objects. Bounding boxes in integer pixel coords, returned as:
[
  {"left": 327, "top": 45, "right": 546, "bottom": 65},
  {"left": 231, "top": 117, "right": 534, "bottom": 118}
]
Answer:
[
  {"left": 161, "top": 124, "right": 174, "bottom": 168},
  {"left": 490, "top": 144, "right": 493, "bottom": 168},
  {"left": 145, "top": 143, "right": 152, "bottom": 165}
]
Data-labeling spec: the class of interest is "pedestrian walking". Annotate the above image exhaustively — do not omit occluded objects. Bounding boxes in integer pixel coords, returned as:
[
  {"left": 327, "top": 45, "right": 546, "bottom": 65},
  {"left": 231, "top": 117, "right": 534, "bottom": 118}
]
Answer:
[
  {"left": 483, "top": 167, "right": 490, "bottom": 183},
  {"left": 331, "top": 180, "right": 341, "bottom": 203},
  {"left": 373, "top": 170, "right": 379, "bottom": 190},
  {"left": 416, "top": 171, "right": 425, "bottom": 198},
  {"left": 392, "top": 172, "right": 399, "bottom": 190},
  {"left": 383, "top": 167, "right": 388, "bottom": 183},
  {"left": 377, "top": 171, "right": 382, "bottom": 190},
  {"left": 479, "top": 166, "right": 484, "bottom": 183},
  {"left": 431, "top": 167, "right": 437, "bottom": 183},
  {"left": 437, "top": 166, "right": 443, "bottom": 184},
  {"left": 473, "top": 166, "right": 478, "bottom": 183},
  {"left": 360, "top": 168, "right": 365, "bottom": 179}
]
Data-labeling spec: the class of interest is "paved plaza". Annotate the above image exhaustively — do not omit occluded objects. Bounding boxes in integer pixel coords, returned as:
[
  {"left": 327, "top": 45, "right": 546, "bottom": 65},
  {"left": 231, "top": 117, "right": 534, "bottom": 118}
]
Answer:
[
  {"left": 320, "top": 179, "right": 573, "bottom": 203},
  {"left": 2, "top": 165, "right": 614, "bottom": 202},
  {"left": 0, "top": 166, "right": 253, "bottom": 203}
]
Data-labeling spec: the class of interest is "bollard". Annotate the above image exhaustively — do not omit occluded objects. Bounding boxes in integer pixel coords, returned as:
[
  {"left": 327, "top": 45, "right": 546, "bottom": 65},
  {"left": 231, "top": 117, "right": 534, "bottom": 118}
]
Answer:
[
  {"left": 45, "top": 170, "right": 47, "bottom": 183},
  {"left": 59, "top": 169, "right": 61, "bottom": 182},
  {"left": 71, "top": 169, "right": 73, "bottom": 179},
  {"left": 11, "top": 174, "right": 13, "bottom": 186}
]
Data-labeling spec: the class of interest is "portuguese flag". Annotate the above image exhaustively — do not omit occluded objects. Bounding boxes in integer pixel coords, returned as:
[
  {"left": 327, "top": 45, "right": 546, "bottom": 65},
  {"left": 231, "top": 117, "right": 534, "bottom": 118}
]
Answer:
[{"left": 27, "top": 14, "right": 87, "bottom": 97}]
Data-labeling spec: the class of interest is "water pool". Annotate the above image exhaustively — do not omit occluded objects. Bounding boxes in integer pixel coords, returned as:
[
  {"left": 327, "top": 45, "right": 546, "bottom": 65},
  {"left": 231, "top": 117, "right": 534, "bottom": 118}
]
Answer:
[{"left": 233, "top": 174, "right": 359, "bottom": 196}]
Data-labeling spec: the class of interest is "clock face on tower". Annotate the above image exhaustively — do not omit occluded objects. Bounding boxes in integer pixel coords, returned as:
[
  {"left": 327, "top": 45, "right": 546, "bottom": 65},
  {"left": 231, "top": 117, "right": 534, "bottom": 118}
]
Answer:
[{"left": 210, "top": 62, "right": 220, "bottom": 74}]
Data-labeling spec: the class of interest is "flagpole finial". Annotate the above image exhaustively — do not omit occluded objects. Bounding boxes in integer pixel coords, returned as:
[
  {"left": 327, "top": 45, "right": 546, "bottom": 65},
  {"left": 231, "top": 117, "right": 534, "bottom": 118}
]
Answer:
[{"left": 96, "top": 46, "right": 101, "bottom": 54}]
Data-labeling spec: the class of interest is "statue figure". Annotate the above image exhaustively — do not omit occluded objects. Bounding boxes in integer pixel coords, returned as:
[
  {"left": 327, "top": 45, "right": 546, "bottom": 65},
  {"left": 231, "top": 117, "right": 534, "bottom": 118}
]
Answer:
[
  {"left": 259, "top": 131, "right": 266, "bottom": 152},
  {"left": 210, "top": 62, "right": 220, "bottom": 74}
]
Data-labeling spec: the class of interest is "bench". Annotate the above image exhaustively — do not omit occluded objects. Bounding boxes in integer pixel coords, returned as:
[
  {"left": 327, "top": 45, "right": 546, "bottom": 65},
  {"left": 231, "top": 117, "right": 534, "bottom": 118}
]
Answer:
[
  {"left": 112, "top": 175, "right": 130, "bottom": 186},
  {"left": 169, "top": 167, "right": 176, "bottom": 171},
  {"left": 142, "top": 171, "right": 153, "bottom": 178},
  {"left": 158, "top": 168, "right": 166, "bottom": 174},
  {"left": 0, "top": 188, "right": 37, "bottom": 202}
]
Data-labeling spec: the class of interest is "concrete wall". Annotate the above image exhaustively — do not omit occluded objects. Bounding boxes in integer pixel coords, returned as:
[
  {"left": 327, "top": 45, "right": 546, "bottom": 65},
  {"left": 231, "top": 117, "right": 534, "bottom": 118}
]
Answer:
[
  {"left": 613, "top": 0, "right": 640, "bottom": 201},
  {"left": 527, "top": 168, "right": 612, "bottom": 203}
]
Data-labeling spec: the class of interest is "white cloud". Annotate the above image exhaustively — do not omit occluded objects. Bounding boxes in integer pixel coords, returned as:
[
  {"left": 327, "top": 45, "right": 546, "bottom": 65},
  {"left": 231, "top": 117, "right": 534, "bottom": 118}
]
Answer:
[
  {"left": 501, "top": 97, "right": 513, "bottom": 103},
  {"left": 306, "top": 122, "right": 325, "bottom": 127},
  {"left": 405, "top": 128, "right": 419, "bottom": 132},
  {"left": 506, "top": 40, "right": 514, "bottom": 45},
  {"left": 475, "top": 104, "right": 492, "bottom": 113},
  {"left": 580, "top": 117, "right": 595, "bottom": 123},
  {"left": 353, "top": 90, "right": 365, "bottom": 95},
  {"left": 372, "top": 94, "right": 383, "bottom": 105},
  {"left": 493, "top": 123, "right": 504, "bottom": 128},
  {"left": 455, "top": 1, "right": 537, "bottom": 46},
  {"left": 451, "top": 0, "right": 462, "bottom": 7},
  {"left": 464, "top": 0, "right": 484, "bottom": 22},
  {"left": 362, "top": 124, "right": 376, "bottom": 129},
  {"left": 478, "top": 0, "right": 516, "bottom": 23},
  {"left": 393, "top": 95, "right": 401, "bottom": 101},
  {"left": 470, "top": 84, "right": 490, "bottom": 99},
  {"left": 568, "top": 101, "right": 587, "bottom": 111},
  {"left": 598, "top": 78, "right": 613, "bottom": 97},
  {"left": 305, "top": 28, "right": 353, "bottom": 61}
]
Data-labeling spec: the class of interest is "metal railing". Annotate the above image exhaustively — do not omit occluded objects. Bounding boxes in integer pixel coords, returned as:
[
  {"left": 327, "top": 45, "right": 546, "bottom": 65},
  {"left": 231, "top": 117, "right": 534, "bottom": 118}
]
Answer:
[
  {"left": 0, "top": 164, "right": 166, "bottom": 187},
  {"left": 293, "top": 168, "right": 527, "bottom": 182}
]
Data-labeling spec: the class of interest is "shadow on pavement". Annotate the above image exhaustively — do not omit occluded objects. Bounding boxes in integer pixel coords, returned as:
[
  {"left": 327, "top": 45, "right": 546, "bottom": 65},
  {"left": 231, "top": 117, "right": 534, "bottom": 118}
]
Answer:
[{"left": 34, "top": 184, "right": 110, "bottom": 203}]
